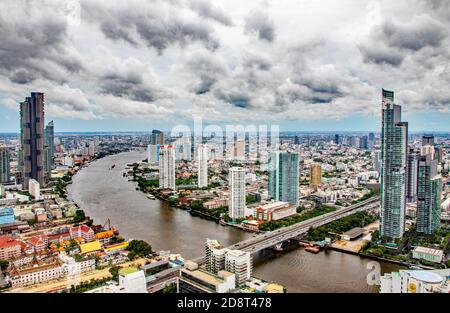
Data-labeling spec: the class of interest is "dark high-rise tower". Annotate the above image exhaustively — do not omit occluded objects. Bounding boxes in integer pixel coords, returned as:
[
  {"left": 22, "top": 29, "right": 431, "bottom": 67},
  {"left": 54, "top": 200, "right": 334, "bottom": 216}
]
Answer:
[
  {"left": 380, "top": 89, "right": 408, "bottom": 239},
  {"left": 406, "top": 148, "right": 419, "bottom": 203},
  {"left": 20, "top": 92, "right": 46, "bottom": 189},
  {"left": 151, "top": 129, "right": 164, "bottom": 145},
  {"left": 417, "top": 154, "right": 441, "bottom": 235},
  {"left": 422, "top": 134, "right": 434, "bottom": 146}
]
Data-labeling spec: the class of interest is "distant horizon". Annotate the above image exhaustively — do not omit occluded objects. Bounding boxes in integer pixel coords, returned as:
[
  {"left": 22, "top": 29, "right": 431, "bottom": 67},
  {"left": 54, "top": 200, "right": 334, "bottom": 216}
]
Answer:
[{"left": 1, "top": 130, "right": 450, "bottom": 135}]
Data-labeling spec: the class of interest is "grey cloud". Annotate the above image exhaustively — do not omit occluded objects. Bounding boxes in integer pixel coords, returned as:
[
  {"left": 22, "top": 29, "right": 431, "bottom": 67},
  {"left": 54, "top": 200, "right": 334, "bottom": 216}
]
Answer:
[
  {"left": 381, "top": 17, "right": 447, "bottom": 51},
  {"left": 359, "top": 45, "right": 404, "bottom": 66},
  {"left": 184, "top": 51, "right": 229, "bottom": 95},
  {"left": 97, "top": 59, "right": 170, "bottom": 103},
  {"left": 360, "top": 15, "right": 447, "bottom": 66},
  {"left": 188, "top": 0, "right": 233, "bottom": 26},
  {"left": 82, "top": 0, "right": 220, "bottom": 55},
  {"left": 0, "top": 2, "right": 84, "bottom": 84},
  {"left": 244, "top": 9, "right": 276, "bottom": 42}
]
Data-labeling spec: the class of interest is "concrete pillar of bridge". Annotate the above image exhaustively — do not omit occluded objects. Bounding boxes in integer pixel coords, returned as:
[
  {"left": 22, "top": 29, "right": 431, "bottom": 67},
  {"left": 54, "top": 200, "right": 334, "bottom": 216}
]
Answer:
[{"left": 273, "top": 243, "right": 283, "bottom": 251}]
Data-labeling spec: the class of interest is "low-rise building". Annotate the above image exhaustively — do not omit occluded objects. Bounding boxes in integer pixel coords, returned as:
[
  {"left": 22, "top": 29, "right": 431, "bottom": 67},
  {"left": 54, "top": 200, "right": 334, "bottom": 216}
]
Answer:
[
  {"left": 28, "top": 234, "right": 48, "bottom": 252},
  {"left": 180, "top": 267, "right": 236, "bottom": 293},
  {"left": 412, "top": 246, "right": 444, "bottom": 264},
  {"left": 79, "top": 240, "right": 102, "bottom": 255},
  {"left": 9, "top": 259, "right": 65, "bottom": 287},
  {"left": 70, "top": 225, "right": 94, "bottom": 242},
  {"left": 28, "top": 179, "right": 41, "bottom": 201},
  {"left": 252, "top": 201, "right": 296, "bottom": 223},
  {"left": 0, "top": 235, "right": 22, "bottom": 261},
  {"left": 380, "top": 269, "right": 450, "bottom": 293},
  {"left": 0, "top": 207, "right": 14, "bottom": 225}
]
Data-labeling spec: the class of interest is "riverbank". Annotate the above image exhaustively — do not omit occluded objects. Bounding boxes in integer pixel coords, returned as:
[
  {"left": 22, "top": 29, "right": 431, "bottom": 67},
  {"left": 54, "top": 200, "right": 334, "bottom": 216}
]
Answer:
[{"left": 67, "top": 151, "right": 403, "bottom": 292}]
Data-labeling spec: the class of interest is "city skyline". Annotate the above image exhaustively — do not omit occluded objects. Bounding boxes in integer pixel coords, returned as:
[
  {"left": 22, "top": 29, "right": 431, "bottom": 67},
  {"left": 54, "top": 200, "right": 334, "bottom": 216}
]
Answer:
[
  {"left": 0, "top": 0, "right": 449, "bottom": 299},
  {"left": 0, "top": 0, "right": 450, "bottom": 133}
]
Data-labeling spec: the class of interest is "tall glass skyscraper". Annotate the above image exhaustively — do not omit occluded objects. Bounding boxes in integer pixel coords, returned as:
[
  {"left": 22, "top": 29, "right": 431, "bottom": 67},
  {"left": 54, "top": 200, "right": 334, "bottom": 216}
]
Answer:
[
  {"left": 380, "top": 89, "right": 408, "bottom": 239},
  {"left": 417, "top": 154, "right": 441, "bottom": 235},
  {"left": 268, "top": 151, "right": 299, "bottom": 206},
  {"left": 44, "top": 121, "right": 55, "bottom": 176},
  {"left": 406, "top": 148, "right": 419, "bottom": 203},
  {"left": 0, "top": 146, "right": 10, "bottom": 183},
  {"left": 20, "top": 92, "right": 46, "bottom": 189}
]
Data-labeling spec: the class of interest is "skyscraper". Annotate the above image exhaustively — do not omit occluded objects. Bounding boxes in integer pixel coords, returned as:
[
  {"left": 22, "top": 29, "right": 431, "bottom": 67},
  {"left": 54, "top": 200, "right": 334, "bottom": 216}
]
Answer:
[
  {"left": 229, "top": 167, "right": 246, "bottom": 220},
  {"left": 147, "top": 144, "right": 160, "bottom": 164},
  {"left": 0, "top": 146, "right": 10, "bottom": 183},
  {"left": 20, "top": 92, "right": 46, "bottom": 189},
  {"left": 309, "top": 163, "right": 322, "bottom": 191},
  {"left": 159, "top": 145, "right": 175, "bottom": 190},
  {"left": 380, "top": 89, "right": 408, "bottom": 239},
  {"left": 360, "top": 136, "right": 369, "bottom": 150},
  {"left": 372, "top": 150, "right": 382, "bottom": 174},
  {"left": 334, "top": 134, "right": 340, "bottom": 145},
  {"left": 406, "top": 148, "right": 419, "bottom": 203},
  {"left": 197, "top": 144, "right": 208, "bottom": 188},
  {"left": 422, "top": 134, "right": 434, "bottom": 146},
  {"left": 416, "top": 154, "right": 441, "bottom": 235},
  {"left": 234, "top": 138, "right": 245, "bottom": 160},
  {"left": 151, "top": 129, "right": 164, "bottom": 145},
  {"left": 44, "top": 121, "right": 55, "bottom": 175},
  {"left": 268, "top": 151, "right": 299, "bottom": 205}
]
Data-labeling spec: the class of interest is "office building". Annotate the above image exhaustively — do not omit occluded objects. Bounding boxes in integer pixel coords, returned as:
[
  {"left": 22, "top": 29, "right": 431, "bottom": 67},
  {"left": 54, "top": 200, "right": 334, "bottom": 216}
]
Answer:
[
  {"left": 205, "top": 239, "right": 226, "bottom": 274},
  {"left": 252, "top": 201, "right": 297, "bottom": 223},
  {"left": 197, "top": 144, "right": 208, "bottom": 188},
  {"left": 420, "top": 145, "right": 435, "bottom": 158},
  {"left": 268, "top": 151, "right": 299, "bottom": 205},
  {"left": 147, "top": 144, "right": 160, "bottom": 164},
  {"left": 180, "top": 267, "right": 236, "bottom": 293},
  {"left": 334, "top": 134, "right": 339, "bottom": 145},
  {"left": 234, "top": 138, "right": 245, "bottom": 160},
  {"left": 159, "top": 145, "right": 175, "bottom": 190},
  {"left": 151, "top": 129, "right": 164, "bottom": 145},
  {"left": 406, "top": 148, "right": 419, "bottom": 203},
  {"left": 416, "top": 154, "right": 441, "bottom": 235},
  {"left": 44, "top": 121, "right": 55, "bottom": 175},
  {"left": 0, "top": 146, "right": 10, "bottom": 183},
  {"left": 372, "top": 150, "right": 382, "bottom": 174},
  {"left": 88, "top": 142, "right": 95, "bottom": 157},
  {"left": 20, "top": 92, "right": 46, "bottom": 189},
  {"left": 225, "top": 249, "right": 252, "bottom": 286},
  {"left": 28, "top": 179, "right": 40, "bottom": 201},
  {"left": 422, "top": 134, "right": 434, "bottom": 146},
  {"left": 310, "top": 163, "right": 322, "bottom": 191},
  {"left": 229, "top": 167, "right": 246, "bottom": 220},
  {"left": 360, "top": 136, "right": 369, "bottom": 150},
  {"left": 380, "top": 89, "right": 408, "bottom": 239},
  {"left": 205, "top": 239, "right": 253, "bottom": 286},
  {"left": 0, "top": 207, "right": 14, "bottom": 225},
  {"left": 175, "top": 136, "right": 192, "bottom": 161}
]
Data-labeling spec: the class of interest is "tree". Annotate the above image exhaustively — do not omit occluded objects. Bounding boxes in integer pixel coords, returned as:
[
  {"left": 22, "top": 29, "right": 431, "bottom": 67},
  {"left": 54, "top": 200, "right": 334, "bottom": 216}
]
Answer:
[
  {"left": 109, "top": 265, "right": 120, "bottom": 282},
  {"left": 0, "top": 260, "right": 9, "bottom": 271},
  {"left": 73, "top": 210, "right": 86, "bottom": 223},
  {"left": 127, "top": 240, "right": 152, "bottom": 260}
]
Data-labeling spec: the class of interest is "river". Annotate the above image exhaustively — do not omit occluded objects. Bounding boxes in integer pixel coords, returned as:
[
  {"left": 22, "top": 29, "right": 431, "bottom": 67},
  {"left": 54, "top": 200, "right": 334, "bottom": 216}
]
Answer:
[{"left": 67, "top": 150, "right": 402, "bottom": 293}]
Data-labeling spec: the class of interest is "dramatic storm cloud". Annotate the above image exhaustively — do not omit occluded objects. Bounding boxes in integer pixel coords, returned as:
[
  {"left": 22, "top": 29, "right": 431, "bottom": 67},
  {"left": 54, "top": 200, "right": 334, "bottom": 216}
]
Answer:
[{"left": 0, "top": 0, "right": 449, "bottom": 129}]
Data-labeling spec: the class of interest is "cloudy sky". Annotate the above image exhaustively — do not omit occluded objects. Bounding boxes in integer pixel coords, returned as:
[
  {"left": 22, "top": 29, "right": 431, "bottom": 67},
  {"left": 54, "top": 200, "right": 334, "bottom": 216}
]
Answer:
[{"left": 0, "top": 0, "right": 449, "bottom": 132}]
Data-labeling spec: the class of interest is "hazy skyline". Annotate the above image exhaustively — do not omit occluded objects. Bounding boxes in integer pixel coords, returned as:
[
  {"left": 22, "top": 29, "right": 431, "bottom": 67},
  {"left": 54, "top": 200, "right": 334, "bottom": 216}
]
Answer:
[{"left": 1, "top": 0, "right": 449, "bottom": 132}]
